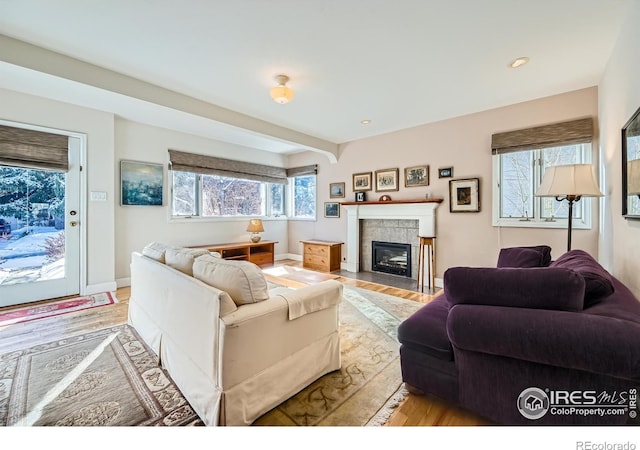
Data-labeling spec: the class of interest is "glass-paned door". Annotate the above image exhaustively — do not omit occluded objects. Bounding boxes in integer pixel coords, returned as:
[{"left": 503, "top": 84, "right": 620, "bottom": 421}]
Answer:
[{"left": 0, "top": 137, "right": 80, "bottom": 307}]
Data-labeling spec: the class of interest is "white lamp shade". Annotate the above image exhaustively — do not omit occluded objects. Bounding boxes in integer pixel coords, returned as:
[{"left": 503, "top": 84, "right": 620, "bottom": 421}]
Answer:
[
  {"left": 535, "top": 164, "right": 603, "bottom": 198},
  {"left": 628, "top": 159, "right": 640, "bottom": 195}
]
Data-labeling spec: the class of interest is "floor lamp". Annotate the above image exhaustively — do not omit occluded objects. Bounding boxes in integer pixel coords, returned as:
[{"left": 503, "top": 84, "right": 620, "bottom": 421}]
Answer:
[{"left": 535, "top": 164, "right": 603, "bottom": 252}]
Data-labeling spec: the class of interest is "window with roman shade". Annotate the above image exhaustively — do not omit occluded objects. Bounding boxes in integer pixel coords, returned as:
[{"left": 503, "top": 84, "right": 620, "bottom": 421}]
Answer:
[
  {"left": 0, "top": 124, "right": 69, "bottom": 172},
  {"left": 168, "top": 149, "right": 317, "bottom": 219},
  {"left": 491, "top": 117, "right": 595, "bottom": 228}
]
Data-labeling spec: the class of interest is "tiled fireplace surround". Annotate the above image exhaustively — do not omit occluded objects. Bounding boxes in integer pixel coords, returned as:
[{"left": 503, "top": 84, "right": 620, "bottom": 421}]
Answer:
[
  {"left": 361, "top": 219, "right": 420, "bottom": 279},
  {"left": 342, "top": 201, "right": 440, "bottom": 279}
]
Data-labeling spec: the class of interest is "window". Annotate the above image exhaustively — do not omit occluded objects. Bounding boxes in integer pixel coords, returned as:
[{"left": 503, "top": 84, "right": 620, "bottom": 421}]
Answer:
[
  {"left": 171, "top": 171, "right": 279, "bottom": 218},
  {"left": 491, "top": 118, "right": 595, "bottom": 229},
  {"left": 291, "top": 174, "right": 316, "bottom": 219}
]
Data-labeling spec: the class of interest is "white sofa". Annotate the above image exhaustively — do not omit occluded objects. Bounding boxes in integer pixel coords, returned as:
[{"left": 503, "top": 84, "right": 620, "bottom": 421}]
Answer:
[{"left": 128, "top": 243, "right": 342, "bottom": 426}]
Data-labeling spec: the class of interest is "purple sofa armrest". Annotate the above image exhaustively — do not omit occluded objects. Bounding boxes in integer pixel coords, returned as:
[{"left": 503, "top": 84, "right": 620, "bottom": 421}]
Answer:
[
  {"left": 444, "top": 266, "right": 585, "bottom": 312},
  {"left": 447, "top": 305, "right": 640, "bottom": 381}
]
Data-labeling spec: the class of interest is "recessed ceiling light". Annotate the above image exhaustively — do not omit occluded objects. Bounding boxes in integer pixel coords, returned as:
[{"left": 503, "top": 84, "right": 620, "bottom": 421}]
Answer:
[
  {"left": 509, "top": 57, "right": 530, "bottom": 68},
  {"left": 361, "top": 119, "right": 371, "bottom": 125}
]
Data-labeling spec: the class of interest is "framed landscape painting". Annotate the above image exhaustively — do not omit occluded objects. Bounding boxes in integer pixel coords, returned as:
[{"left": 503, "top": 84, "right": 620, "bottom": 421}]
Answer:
[
  {"left": 330, "top": 182, "right": 345, "bottom": 198},
  {"left": 324, "top": 202, "right": 340, "bottom": 218},
  {"left": 120, "top": 160, "right": 164, "bottom": 206}
]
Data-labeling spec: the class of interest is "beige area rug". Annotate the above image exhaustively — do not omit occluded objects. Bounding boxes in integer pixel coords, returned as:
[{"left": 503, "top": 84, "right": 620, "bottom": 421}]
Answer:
[
  {"left": 255, "top": 285, "right": 424, "bottom": 426},
  {"left": 0, "top": 324, "right": 202, "bottom": 426}
]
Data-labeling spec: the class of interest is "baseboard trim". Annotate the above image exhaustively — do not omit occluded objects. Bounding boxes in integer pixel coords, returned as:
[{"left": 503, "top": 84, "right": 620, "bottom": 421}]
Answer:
[
  {"left": 84, "top": 281, "right": 118, "bottom": 295},
  {"left": 277, "top": 253, "right": 302, "bottom": 262},
  {"left": 116, "top": 277, "right": 131, "bottom": 288}
]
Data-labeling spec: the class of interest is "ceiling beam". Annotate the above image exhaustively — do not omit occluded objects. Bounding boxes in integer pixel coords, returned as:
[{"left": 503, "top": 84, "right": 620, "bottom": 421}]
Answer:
[{"left": 0, "top": 34, "right": 339, "bottom": 162}]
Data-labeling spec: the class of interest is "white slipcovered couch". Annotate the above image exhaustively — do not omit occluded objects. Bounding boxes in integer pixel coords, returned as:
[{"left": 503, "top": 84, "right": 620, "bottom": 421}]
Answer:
[{"left": 128, "top": 242, "right": 342, "bottom": 426}]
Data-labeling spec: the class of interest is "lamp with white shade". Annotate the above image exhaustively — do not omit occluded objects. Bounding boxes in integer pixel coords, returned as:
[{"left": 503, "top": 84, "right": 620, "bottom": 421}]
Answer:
[
  {"left": 535, "top": 164, "right": 603, "bottom": 252},
  {"left": 246, "top": 219, "right": 265, "bottom": 243}
]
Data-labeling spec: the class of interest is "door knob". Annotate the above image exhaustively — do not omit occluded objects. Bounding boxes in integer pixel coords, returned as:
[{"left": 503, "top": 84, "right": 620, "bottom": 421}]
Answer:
[{"left": 70, "top": 221, "right": 78, "bottom": 227}]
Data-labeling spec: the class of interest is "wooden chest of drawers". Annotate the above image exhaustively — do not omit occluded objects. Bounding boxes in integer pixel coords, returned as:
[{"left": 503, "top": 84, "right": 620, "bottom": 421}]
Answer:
[{"left": 301, "top": 240, "right": 343, "bottom": 272}]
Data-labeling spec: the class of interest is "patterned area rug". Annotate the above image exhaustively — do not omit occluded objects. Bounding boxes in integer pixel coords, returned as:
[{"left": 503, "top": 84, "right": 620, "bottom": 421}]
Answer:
[
  {"left": 0, "top": 292, "right": 116, "bottom": 327},
  {"left": 0, "top": 324, "right": 202, "bottom": 426},
  {"left": 255, "top": 285, "right": 424, "bottom": 426}
]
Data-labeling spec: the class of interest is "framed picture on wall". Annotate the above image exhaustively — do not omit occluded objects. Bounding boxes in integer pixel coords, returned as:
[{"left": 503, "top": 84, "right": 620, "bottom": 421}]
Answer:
[
  {"left": 449, "top": 178, "right": 480, "bottom": 213},
  {"left": 375, "top": 168, "right": 399, "bottom": 192},
  {"left": 324, "top": 202, "right": 340, "bottom": 218},
  {"left": 353, "top": 172, "right": 373, "bottom": 191},
  {"left": 438, "top": 167, "right": 453, "bottom": 178},
  {"left": 329, "top": 182, "right": 346, "bottom": 198},
  {"left": 120, "top": 160, "right": 164, "bottom": 206},
  {"left": 404, "top": 165, "right": 429, "bottom": 187}
]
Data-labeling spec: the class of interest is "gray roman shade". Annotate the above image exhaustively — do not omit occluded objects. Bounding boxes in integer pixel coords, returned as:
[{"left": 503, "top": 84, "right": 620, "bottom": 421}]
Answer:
[
  {"left": 491, "top": 117, "right": 594, "bottom": 155},
  {"left": 169, "top": 149, "right": 288, "bottom": 184},
  {"left": 285, "top": 164, "right": 318, "bottom": 177},
  {"left": 0, "top": 124, "right": 69, "bottom": 171}
]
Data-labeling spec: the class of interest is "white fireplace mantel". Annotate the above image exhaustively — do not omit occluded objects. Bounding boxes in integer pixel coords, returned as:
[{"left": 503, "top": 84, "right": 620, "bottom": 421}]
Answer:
[{"left": 341, "top": 200, "right": 442, "bottom": 272}]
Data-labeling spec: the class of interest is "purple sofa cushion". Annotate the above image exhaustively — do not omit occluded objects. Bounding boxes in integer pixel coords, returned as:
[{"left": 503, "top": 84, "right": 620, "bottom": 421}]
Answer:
[
  {"left": 549, "top": 250, "right": 614, "bottom": 307},
  {"left": 444, "top": 266, "right": 585, "bottom": 312},
  {"left": 397, "top": 296, "right": 453, "bottom": 361},
  {"left": 497, "top": 245, "right": 552, "bottom": 268}
]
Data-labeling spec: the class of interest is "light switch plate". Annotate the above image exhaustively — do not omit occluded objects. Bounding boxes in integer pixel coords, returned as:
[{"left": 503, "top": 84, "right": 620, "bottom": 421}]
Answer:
[{"left": 90, "top": 191, "right": 107, "bottom": 202}]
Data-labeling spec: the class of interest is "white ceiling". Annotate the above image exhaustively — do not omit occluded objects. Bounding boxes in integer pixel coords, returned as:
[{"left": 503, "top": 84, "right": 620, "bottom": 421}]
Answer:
[{"left": 0, "top": 0, "right": 632, "bottom": 156}]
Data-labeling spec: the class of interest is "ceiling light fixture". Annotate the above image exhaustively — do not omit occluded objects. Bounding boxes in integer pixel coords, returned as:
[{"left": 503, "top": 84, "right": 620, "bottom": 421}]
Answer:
[
  {"left": 361, "top": 119, "right": 371, "bottom": 125},
  {"left": 270, "top": 74, "right": 295, "bottom": 104},
  {"left": 509, "top": 57, "right": 530, "bottom": 68}
]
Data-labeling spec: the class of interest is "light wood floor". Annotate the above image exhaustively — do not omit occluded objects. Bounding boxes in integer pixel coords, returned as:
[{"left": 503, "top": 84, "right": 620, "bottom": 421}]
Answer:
[{"left": 0, "top": 260, "right": 490, "bottom": 426}]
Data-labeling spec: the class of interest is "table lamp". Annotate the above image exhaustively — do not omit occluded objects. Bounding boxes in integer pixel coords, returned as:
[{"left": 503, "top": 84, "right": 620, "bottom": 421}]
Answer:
[
  {"left": 246, "top": 219, "right": 264, "bottom": 243},
  {"left": 535, "top": 164, "right": 603, "bottom": 252}
]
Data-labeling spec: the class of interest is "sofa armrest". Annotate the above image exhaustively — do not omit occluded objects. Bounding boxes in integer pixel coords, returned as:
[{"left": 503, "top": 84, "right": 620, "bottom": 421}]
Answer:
[
  {"left": 447, "top": 304, "right": 640, "bottom": 381},
  {"left": 219, "top": 281, "right": 341, "bottom": 389},
  {"left": 444, "top": 266, "right": 585, "bottom": 312},
  {"left": 271, "top": 280, "right": 343, "bottom": 319}
]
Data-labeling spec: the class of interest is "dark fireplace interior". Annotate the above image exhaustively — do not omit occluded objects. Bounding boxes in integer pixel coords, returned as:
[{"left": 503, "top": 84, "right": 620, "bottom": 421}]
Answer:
[{"left": 372, "top": 241, "right": 411, "bottom": 277}]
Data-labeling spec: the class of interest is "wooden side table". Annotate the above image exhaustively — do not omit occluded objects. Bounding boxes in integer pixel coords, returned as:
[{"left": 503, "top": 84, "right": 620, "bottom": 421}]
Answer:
[
  {"left": 416, "top": 236, "right": 436, "bottom": 292},
  {"left": 301, "top": 240, "right": 343, "bottom": 272}
]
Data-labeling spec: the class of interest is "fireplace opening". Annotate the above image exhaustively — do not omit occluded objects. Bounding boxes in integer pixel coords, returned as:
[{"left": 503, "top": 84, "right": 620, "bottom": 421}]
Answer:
[{"left": 372, "top": 241, "right": 411, "bottom": 277}]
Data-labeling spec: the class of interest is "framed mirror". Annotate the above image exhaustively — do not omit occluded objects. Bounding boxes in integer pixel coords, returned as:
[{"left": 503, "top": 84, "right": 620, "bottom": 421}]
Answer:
[{"left": 622, "top": 106, "right": 640, "bottom": 219}]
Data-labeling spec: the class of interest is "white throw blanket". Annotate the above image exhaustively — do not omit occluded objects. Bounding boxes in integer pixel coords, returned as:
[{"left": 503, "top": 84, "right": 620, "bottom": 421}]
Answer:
[{"left": 273, "top": 283, "right": 342, "bottom": 320}]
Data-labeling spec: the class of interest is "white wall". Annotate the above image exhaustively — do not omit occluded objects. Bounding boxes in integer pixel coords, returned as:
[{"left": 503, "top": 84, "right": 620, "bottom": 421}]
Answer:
[
  {"left": 288, "top": 87, "right": 600, "bottom": 279},
  {"left": 0, "top": 88, "right": 116, "bottom": 293},
  {"left": 598, "top": 0, "right": 640, "bottom": 297},
  {"left": 114, "top": 118, "right": 289, "bottom": 284}
]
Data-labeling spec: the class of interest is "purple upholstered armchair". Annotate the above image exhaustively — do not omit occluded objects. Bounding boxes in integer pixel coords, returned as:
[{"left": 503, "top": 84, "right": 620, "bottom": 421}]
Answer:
[{"left": 398, "top": 247, "right": 640, "bottom": 425}]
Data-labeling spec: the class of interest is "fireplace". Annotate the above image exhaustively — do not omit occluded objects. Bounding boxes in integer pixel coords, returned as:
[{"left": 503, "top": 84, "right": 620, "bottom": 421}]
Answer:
[{"left": 372, "top": 241, "right": 411, "bottom": 277}]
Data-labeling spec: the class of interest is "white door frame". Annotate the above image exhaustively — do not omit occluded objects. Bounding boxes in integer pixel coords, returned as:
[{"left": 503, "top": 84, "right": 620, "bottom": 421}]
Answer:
[{"left": 0, "top": 119, "right": 87, "bottom": 304}]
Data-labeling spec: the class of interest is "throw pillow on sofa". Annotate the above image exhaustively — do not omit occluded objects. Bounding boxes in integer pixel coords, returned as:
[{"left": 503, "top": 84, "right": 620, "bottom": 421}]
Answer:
[
  {"left": 549, "top": 249, "right": 615, "bottom": 307},
  {"left": 142, "top": 241, "right": 172, "bottom": 263},
  {"left": 496, "top": 245, "right": 552, "bottom": 268},
  {"left": 193, "top": 254, "right": 269, "bottom": 306},
  {"left": 444, "top": 266, "right": 585, "bottom": 312},
  {"left": 165, "top": 247, "right": 210, "bottom": 276}
]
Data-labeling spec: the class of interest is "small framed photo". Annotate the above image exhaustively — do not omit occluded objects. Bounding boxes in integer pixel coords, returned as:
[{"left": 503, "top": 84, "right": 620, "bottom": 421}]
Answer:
[
  {"left": 449, "top": 178, "right": 480, "bottom": 213},
  {"left": 329, "top": 182, "right": 345, "bottom": 198},
  {"left": 375, "top": 168, "right": 399, "bottom": 192},
  {"left": 355, "top": 191, "right": 367, "bottom": 202},
  {"left": 439, "top": 167, "right": 453, "bottom": 178},
  {"left": 405, "top": 165, "right": 429, "bottom": 187},
  {"left": 324, "top": 202, "right": 340, "bottom": 218},
  {"left": 353, "top": 172, "right": 373, "bottom": 192},
  {"left": 120, "top": 160, "right": 164, "bottom": 206}
]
